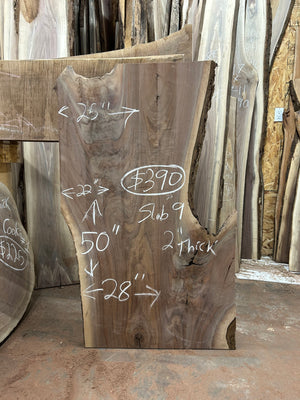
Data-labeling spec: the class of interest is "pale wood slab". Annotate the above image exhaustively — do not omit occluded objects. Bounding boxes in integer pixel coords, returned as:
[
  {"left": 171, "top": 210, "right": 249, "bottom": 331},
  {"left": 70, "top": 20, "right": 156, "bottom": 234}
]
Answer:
[
  {"left": 219, "top": 97, "right": 237, "bottom": 228},
  {"left": 289, "top": 170, "right": 300, "bottom": 272},
  {"left": 18, "top": 0, "right": 73, "bottom": 289},
  {"left": 0, "top": 182, "right": 34, "bottom": 343},
  {"left": 231, "top": 0, "right": 258, "bottom": 266},
  {"left": 242, "top": 0, "right": 271, "bottom": 259},
  {"left": 56, "top": 61, "right": 236, "bottom": 349},
  {"left": 190, "top": 0, "right": 206, "bottom": 61},
  {"left": 270, "top": 0, "right": 295, "bottom": 67},
  {"left": 193, "top": 0, "right": 239, "bottom": 234},
  {"left": 274, "top": 92, "right": 300, "bottom": 263}
]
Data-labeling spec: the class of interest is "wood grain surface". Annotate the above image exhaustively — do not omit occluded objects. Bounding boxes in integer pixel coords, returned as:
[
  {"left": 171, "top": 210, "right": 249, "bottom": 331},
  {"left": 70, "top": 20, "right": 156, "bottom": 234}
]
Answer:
[
  {"left": 231, "top": 0, "right": 258, "bottom": 266},
  {"left": 0, "top": 182, "right": 34, "bottom": 343},
  {"left": 242, "top": 0, "right": 271, "bottom": 260},
  {"left": 193, "top": 0, "right": 239, "bottom": 235},
  {"left": 289, "top": 170, "right": 300, "bottom": 271},
  {"left": 274, "top": 91, "right": 300, "bottom": 263},
  {"left": 56, "top": 61, "right": 236, "bottom": 349}
]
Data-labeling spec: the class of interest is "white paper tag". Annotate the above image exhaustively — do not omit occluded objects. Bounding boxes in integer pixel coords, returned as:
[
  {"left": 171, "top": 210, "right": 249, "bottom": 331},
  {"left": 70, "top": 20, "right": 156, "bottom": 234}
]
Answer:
[{"left": 274, "top": 107, "right": 284, "bottom": 122}]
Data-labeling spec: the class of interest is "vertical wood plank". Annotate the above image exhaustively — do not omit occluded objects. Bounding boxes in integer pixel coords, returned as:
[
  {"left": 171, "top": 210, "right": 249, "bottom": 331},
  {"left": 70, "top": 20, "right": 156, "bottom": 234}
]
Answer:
[
  {"left": 18, "top": 0, "right": 78, "bottom": 288},
  {"left": 242, "top": 0, "right": 271, "bottom": 259},
  {"left": 289, "top": 171, "right": 300, "bottom": 271},
  {"left": 231, "top": 0, "right": 258, "bottom": 266},
  {"left": 193, "top": 0, "right": 239, "bottom": 234}
]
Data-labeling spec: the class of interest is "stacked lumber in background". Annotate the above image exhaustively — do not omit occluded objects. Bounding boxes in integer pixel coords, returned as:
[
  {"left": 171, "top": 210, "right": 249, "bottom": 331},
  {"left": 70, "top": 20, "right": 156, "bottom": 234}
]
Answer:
[
  {"left": 262, "top": 0, "right": 300, "bottom": 272},
  {"left": 0, "top": 0, "right": 298, "bottom": 290},
  {"left": 272, "top": 22, "right": 300, "bottom": 272}
]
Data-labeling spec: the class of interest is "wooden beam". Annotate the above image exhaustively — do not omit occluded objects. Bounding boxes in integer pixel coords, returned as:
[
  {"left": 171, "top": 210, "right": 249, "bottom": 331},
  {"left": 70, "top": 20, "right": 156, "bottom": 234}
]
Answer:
[
  {"left": 0, "top": 55, "right": 185, "bottom": 142},
  {"left": 72, "top": 24, "right": 192, "bottom": 61}
]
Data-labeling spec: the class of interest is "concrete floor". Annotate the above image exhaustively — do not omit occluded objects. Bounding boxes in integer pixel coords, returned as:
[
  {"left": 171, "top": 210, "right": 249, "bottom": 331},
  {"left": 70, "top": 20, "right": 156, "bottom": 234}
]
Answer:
[{"left": 0, "top": 279, "right": 299, "bottom": 400}]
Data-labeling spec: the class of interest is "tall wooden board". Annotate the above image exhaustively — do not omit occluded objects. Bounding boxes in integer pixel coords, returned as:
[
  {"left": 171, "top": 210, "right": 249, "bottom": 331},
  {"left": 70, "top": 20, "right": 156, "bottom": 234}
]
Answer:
[
  {"left": 262, "top": 1, "right": 300, "bottom": 257},
  {"left": 193, "top": 0, "right": 238, "bottom": 235},
  {"left": 289, "top": 171, "right": 300, "bottom": 271},
  {"left": 231, "top": 0, "right": 258, "bottom": 267},
  {"left": 18, "top": 0, "right": 75, "bottom": 288},
  {"left": 56, "top": 61, "right": 236, "bottom": 349},
  {"left": 270, "top": 0, "right": 295, "bottom": 66},
  {"left": 242, "top": 0, "right": 271, "bottom": 259}
]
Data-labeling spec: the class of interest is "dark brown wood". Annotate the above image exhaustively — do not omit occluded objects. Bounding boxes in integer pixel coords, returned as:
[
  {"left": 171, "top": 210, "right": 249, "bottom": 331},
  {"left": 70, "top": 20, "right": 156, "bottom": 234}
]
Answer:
[
  {"left": 56, "top": 61, "right": 236, "bottom": 349},
  {"left": 0, "top": 56, "right": 184, "bottom": 289},
  {"left": 16, "top": 0, "right": 191, "bottom": 289},
  {"left": 0, "top": 56, "right": 185, "bottom": 142},
  {"left": 0, "top": 182, "right": 34, "bottom": 343}
]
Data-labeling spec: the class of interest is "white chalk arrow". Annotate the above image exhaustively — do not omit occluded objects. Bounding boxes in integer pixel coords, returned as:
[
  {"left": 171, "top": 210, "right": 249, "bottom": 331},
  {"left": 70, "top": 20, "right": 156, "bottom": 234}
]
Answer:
[
  {"left": 84, "top": 260, "right": 99, "bottom": 278},
  {"left": 83, "top": 283, "right": 103, "bottom": 300},
  {"left": 107, "top": 106, "right": 139, "bottom": 127},
  {"left": 58, "top": 105, "right": 69, "bottom": 118},
  {"left": 62, "top": 187, "right": 76, "bottom": 200},
  {"left": 82, "top": 199, "right": 102, "bottom": 225},
  {"left": 134, "top": 285, "right": 161, "bottom": 308},
  {"left": 97, "top": 185, "right": 109, "bottom": 196}
]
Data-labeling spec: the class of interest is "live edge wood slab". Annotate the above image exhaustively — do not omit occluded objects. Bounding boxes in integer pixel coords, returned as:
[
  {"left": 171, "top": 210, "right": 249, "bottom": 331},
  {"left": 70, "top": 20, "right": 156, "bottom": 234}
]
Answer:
[
  {"left": 56, "top": 61, "right": 236, "bottom": 349},
  {"left": 0, "top": 60, "right": 236, "bottom": 349}
]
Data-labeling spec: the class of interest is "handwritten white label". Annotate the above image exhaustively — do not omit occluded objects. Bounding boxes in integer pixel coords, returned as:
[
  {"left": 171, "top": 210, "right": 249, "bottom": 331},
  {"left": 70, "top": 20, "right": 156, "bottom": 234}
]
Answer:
[{"left": 121, "top": 165, "right": 186, "bottom": 196}]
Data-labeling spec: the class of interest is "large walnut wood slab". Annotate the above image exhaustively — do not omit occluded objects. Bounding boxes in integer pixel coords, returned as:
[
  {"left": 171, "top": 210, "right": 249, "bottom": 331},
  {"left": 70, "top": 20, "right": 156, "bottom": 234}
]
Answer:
[
  {"left": 0, "top": 182, "right": 34, "bottom": 343},
  {"left": 56, "top": 61, "right": 236, "bottom": 349},
  {"left": 0, "top": 56, "right": 183, "bottom": 289}
]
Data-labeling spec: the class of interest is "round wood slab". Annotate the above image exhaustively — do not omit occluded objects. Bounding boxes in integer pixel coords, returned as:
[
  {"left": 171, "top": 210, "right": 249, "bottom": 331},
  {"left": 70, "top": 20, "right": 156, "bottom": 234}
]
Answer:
[{"left": 0, "top": 182, "right": 34, "bottom": 343}]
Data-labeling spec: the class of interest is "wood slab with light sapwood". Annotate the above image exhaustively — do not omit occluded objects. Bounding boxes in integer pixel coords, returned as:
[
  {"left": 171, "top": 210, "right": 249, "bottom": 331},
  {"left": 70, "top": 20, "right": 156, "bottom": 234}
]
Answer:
[
  {"left": 242, "top": 0, "right": 271, "bottom": 260},
  {"left": 231, "top": 0, "right": 258, "bottom": 268},
  {"left": 193, "top": 0, "right": 239, "bottom": 235},
  {"left": 274, "top": 86, "right": 300, "bottom": 264},
  {"left": 56, "top": 61, "right": 236, "bottom": 349}
]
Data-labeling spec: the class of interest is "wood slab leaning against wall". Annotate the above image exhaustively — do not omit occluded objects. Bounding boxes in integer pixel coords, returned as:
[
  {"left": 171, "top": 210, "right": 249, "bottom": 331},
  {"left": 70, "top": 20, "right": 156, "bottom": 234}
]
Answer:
[
  {"left": 0, "top": 182, "right": 34, "bottom": 343},
  {"left": 56, "top": 61, "right": 236, "bottom": 349}
]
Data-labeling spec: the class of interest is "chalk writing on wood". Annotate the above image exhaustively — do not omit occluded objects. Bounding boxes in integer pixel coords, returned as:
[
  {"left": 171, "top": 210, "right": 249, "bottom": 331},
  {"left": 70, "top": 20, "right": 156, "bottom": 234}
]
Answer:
[
  {"left": 57, "top": 62, "right": 236, "bottom": 349},
  {"left": 0, "top": 218, "right": 30, "bottom": 272}
]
